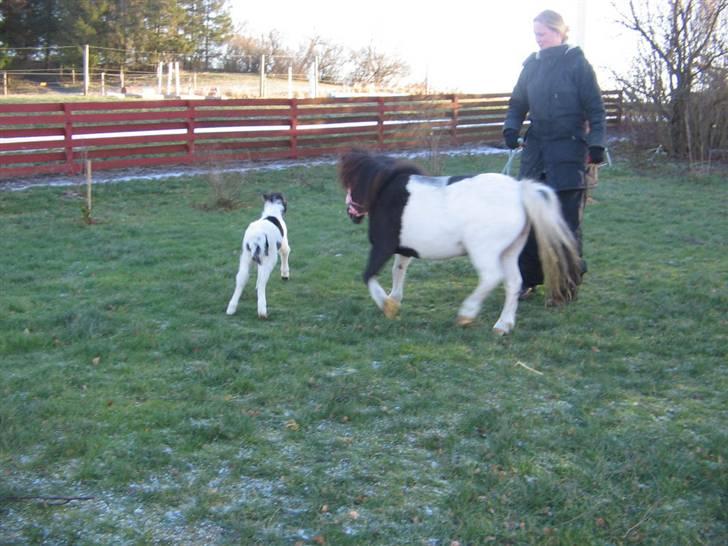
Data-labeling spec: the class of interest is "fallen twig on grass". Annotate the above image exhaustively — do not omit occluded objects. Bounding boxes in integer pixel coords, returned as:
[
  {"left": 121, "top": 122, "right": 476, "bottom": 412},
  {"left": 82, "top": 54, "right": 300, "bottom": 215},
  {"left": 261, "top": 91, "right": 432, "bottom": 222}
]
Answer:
[
  {"left": 623, "top": 501, "right": 658, "bottom": 540},
  {"left": 515, "top": 361, "right": 544, "bottom": 375},
  {"left": 2, "top": 495, "right": 95, "bottom": 506}
]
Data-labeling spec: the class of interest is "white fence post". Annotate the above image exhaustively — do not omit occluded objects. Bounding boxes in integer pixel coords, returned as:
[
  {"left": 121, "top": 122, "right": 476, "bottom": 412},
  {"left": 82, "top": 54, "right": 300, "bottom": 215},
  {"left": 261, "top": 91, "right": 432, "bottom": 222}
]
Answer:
[
  {"left": 167, "top": 62, "right": 173, "bottom": 96},
  {"left": 259, "top": 54, "right": 266, "bottom": 98},
  {"left": 83, "top": 44, "right": 89, "bottom": 96},
  {"left": 309, "top": 58, "right": 320, "bottom": 98},
  {"left": 314, "top": 56, "right": 319, "bottom": 98},
  {"left": 174, "top": 61, "right": 180, "bottom": 96}
]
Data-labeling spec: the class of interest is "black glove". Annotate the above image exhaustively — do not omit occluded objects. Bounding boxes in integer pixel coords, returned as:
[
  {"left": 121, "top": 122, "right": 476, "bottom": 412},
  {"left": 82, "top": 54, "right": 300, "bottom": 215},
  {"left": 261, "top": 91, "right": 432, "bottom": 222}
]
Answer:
[
  {"left": 588, "top": 146, "right": 605, "bottom": 164},
  {"left": 503, "top": 129, "right": 520, "bottom": 149}
]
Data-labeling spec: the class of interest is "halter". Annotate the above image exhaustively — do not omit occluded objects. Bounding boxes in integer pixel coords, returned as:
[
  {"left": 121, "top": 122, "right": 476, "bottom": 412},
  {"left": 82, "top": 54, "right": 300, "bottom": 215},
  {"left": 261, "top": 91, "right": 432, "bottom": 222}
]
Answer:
[{"left": 345, "top": 189, "right": 367, "bottom": 219}]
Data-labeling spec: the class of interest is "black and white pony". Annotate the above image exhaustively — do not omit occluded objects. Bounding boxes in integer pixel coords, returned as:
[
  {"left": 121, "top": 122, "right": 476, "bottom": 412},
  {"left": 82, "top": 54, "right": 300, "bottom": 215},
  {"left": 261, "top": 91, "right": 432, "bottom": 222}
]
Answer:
[
  {"left": 339, "top": 149, "right": 581, "bottom": 335},
  {"left": 226, "top": 192, "right": 290, "bottom": 319}
]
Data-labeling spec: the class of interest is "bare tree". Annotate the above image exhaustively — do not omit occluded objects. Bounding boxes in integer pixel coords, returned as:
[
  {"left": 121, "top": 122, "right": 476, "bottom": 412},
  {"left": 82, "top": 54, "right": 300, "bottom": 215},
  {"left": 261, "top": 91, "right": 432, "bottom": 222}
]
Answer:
[
  {"left": 294, "top": 35, "right": 346, "bottom": 83},
  {"left": 222, "top": 29, "right": 293, "bottom": 74},
  {"left": 223, "top": 33, "right": 262, "bottom": 72},
  {"left": 615, "top": 0, "right": 728, "bottom": 159},
  {"left": 223, "top": 29, "right": 411, "bottom": 92},
  {"left": 259, "top": 30, "right": 293, "bottom": 74},
  {"left": 347, "top": 44, "right": 410, "bottom": 88}
]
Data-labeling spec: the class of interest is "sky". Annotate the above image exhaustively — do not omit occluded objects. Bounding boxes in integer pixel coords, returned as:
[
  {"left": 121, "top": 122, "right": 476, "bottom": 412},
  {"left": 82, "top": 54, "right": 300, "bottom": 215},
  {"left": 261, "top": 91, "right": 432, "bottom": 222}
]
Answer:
[{"left": 230, "top": 0, "right": 639, "bottom": 93}]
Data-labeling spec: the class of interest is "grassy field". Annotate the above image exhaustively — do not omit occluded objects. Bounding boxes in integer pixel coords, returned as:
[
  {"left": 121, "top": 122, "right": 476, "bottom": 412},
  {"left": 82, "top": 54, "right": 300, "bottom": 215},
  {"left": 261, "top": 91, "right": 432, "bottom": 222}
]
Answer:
[{"left": 0, "top": 152, "right": 726, "bottom": 545}]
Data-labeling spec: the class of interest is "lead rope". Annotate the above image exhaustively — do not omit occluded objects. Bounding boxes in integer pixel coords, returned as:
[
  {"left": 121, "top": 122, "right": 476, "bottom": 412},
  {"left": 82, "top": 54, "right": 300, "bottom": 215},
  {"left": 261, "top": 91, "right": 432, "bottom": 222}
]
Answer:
[
  {"left": 501, "top": 138, "right": 523, "bottom": 176},
  {"left": 585, "top": 147, "right": 613, "bottom": 205}
]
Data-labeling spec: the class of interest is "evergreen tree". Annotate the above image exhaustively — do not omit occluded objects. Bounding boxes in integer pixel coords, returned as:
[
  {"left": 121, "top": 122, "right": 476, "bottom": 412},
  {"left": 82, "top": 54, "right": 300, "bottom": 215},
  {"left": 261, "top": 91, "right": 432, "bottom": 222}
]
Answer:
[
  {"left": 56, "top": 0, "right": 113, "bottom": 66},
  {"left": 182, "top": 0, "right": 233, "bottom": 70},
  {"left": 142, "top": 0, "right": 190, "bottom": 60},
  {"left": 0, "top": 0, "right": 62, "bottom": 67},
  {"left": 107, "top": 0, "right": 150, "bottom": 65}
]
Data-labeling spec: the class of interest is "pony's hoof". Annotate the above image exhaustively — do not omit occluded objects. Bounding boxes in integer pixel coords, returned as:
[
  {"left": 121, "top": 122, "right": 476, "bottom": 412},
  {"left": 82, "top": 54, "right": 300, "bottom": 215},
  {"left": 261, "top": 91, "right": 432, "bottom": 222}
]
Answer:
[
  {"left": 281, "top": 276, "right": 289, "bottom": 281},
  {"left": 382, "top": 297, "right": 400, "bottom": 319},
  {"left": 492, "top": 321, "right": 513, "bottom": 335},
  {"left": 456, "top": 315, "right": 475, "bottom": 327},
  {"left": 258, "top": 313, "right": 268, "bottom": 320}
]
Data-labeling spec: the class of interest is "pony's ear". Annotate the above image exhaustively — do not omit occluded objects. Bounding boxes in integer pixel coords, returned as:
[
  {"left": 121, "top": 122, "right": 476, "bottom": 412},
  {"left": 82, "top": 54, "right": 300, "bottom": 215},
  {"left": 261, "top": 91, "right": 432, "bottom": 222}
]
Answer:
[{"left": 262, "top": 192, "right": 270, "bottom": 202}]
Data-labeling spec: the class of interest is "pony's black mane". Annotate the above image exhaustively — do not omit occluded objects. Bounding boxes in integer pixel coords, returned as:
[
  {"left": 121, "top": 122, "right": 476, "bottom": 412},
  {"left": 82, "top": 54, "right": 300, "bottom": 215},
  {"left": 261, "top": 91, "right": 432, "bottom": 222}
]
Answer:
[{"left": 339, "top": 149, "right": 425, "bottom": 209}]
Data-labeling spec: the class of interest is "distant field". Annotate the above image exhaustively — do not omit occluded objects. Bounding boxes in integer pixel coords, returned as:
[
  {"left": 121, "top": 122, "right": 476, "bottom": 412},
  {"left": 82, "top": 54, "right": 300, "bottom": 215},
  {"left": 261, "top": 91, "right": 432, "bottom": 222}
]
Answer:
[
  {"left": 1, "top": 71, "right": 348, "bottom": 102},
  {"left": 1, "top": 153, "right": 726, "bottom": 544}
]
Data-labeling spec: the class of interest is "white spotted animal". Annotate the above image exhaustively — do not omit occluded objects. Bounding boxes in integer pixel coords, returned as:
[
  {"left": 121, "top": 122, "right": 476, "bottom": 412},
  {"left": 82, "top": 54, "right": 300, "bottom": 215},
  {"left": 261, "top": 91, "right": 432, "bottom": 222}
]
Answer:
[{"left": 226, "top": 192, "right": 290, "bottom": 319}]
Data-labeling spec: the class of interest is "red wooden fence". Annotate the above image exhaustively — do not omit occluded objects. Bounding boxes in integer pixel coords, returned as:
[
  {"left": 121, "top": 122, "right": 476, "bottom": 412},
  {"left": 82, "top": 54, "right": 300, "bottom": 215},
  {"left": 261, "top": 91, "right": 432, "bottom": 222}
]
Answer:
[{"left": 0, "top": 91, "right": 623, "bottom": 180}]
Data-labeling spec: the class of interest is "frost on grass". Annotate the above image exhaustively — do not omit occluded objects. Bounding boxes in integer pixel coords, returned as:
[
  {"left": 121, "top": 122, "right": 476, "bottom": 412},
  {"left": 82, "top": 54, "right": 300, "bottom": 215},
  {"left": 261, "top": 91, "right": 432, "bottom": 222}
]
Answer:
[
  {"left": 3, "top": 422, "right": 465, "bottom": 543},
  {"left": 1, "top": 470, "right": 227, "bottom": 545}
]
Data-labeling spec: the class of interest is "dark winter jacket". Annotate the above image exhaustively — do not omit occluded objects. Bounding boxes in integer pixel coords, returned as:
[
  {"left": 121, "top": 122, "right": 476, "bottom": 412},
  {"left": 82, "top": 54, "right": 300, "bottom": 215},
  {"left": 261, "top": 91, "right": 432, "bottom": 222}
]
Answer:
[{"left": 504, "top": 44, "right": 606, "bottom": 190}]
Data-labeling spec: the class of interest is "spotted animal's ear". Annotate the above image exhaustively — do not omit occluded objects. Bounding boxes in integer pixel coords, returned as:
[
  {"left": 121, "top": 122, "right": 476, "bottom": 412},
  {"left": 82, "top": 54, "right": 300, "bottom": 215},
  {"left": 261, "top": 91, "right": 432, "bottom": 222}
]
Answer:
[{"left": 262, "top": 192, "right": 270, "bottom": 202}]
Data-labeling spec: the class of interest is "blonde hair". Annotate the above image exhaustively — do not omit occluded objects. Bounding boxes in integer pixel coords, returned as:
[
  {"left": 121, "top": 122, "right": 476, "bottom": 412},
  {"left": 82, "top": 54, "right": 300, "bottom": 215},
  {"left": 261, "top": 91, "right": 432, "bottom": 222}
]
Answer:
[{"left": 534, "top": 10, "right": 569, "bottom": 43}]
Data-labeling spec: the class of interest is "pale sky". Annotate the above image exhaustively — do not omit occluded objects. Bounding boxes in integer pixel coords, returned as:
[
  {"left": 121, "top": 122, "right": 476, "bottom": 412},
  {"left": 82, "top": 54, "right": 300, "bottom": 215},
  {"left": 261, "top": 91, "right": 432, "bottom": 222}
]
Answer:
[{"left": 231, "top": 0, "right": 637, "bottom": 93}]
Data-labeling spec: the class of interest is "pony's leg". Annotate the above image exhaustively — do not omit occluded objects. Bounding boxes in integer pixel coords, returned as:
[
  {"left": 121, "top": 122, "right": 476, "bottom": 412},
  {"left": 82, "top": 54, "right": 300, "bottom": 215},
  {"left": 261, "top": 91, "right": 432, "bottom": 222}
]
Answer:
[
  {"left": 389, "top": 254, "right": 413, "bottom": 303},
  {"left": 364, "top": 246, "right": 399, "bottom": 318},
  {"left": 255, "top": 260, "right": 276, "bottom": 319},
  {"left": 493, "top": 250, "right": 523, "bottom": 335},
  {"left": 368, "top": 277, "right": 400, "bottom": 319},
  {"left": 493, "top": 226, "right": 529, "bottom": 334},
  {"left": 279, "top": 237, "right": 290, "bottom": 280},
  {"left": 456, "top": 257, "right": 502, "bottom": 328},
  {"left": 226, "top": 252, "right": 251, "bottom": 315}
]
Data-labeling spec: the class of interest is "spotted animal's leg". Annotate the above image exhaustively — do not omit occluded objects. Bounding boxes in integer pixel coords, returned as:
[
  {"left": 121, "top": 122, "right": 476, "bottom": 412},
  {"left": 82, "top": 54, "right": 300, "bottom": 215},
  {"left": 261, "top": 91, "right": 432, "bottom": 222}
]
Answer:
[
  {"left": 367, "top": 277, "right": 388, "bottom": 310},
  {"left": 364, "top": 245, "right": 399, "bottom": 319},
  {"left": 226, "top": 251, "right": 251, "bottom": 315},
  {"left": 389, "top": 254, "right": 412, "bottom": 303},
  {"left": 279, "top": 236, "right": 290, "bottom": 280},
  {"left": 255, "top": 259, "right": 276, "bottom": 319},
  {"left": 456, "top": 255, "right": 502, "bottom": 328},
  {"left": 492, "top": 232, "right": 526, "bottom": 335}
]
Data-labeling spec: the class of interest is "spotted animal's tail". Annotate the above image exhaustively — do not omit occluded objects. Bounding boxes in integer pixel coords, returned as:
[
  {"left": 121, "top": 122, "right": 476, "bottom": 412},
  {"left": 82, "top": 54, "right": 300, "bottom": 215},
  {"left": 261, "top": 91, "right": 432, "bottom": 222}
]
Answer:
[
  {"left": 246, "top": 234, "right": 269, "bottom": 265},
  {"left": 520, "top": 181, "right": 582, "bottom": 304}
]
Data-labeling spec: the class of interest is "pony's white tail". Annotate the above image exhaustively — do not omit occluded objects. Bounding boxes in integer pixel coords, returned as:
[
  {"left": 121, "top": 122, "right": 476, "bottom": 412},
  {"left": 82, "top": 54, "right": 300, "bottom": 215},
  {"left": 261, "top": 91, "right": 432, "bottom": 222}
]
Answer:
[{"left": 520, "top": 181, "right": 581, "bottom": 304}]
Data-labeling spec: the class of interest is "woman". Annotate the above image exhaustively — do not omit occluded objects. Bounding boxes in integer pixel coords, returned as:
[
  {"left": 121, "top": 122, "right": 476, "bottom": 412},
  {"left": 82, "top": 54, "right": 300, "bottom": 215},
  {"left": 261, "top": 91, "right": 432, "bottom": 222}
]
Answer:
[{"left": 503, "top": 9, "right": 606, "bottom": 300}]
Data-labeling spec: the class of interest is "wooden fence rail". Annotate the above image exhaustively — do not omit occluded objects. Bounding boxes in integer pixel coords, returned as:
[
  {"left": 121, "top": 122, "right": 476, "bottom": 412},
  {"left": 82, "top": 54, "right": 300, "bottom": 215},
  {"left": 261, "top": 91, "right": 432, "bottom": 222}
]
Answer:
[{"left": 0, "top": 91, "right": 623, "bottom": 180}]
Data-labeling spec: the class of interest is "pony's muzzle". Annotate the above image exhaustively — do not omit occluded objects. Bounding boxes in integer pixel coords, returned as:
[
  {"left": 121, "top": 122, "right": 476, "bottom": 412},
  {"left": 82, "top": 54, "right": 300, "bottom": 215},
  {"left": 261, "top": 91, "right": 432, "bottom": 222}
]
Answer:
[{"left": 345, "top": 190, "right": 367, "bottom": 223}]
